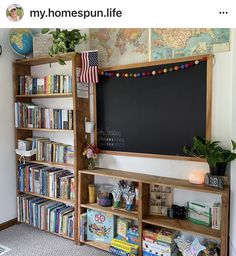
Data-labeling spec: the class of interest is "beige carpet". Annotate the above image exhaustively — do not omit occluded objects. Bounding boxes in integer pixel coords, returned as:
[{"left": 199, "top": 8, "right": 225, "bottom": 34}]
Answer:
[{"left": 0, "top": 224, "right": 111, "bottom": 256}]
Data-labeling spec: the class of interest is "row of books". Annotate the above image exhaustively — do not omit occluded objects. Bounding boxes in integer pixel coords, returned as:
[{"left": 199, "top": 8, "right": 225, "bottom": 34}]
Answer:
[
  {"left": 17, "top": 194, "right": 74, "bottom": 238},
  {"left": 34, "top": 137, "right": 74, "bottom": 165},
  {"left": 18, "top": 163, "right": 75, "bottom": 200},
  {"left": 17, "top": 75, "right": 72, "bottom": 95},
  {"left": 15, "top": 102, "right": 73, "bottom": 130}
]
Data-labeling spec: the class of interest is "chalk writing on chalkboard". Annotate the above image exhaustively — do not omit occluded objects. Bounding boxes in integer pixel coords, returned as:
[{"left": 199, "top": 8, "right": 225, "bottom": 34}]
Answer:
[{"left": 98, "top": 128, "right": 126, "bottom": 149}]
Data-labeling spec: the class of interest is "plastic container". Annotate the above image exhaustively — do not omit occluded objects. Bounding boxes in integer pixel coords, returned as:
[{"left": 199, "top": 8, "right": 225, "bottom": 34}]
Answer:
[{"left": 97, "top": 184, "right": 114, "bottom": 207}]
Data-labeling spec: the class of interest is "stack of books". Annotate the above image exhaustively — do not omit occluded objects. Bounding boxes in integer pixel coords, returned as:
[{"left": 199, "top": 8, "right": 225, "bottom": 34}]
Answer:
[
  {"left": 18, "top": 163, "right": 75, "bottom": 200},
  {"left": 34, "top": 137, "right": 74, "bottom": 165},
  {"left": 17, "top": 74, "right": 72, "bottom": 95},
  {"left": 15, "top": 102, "right": 73, "bottom": 130},
  {"left": 17, "top": 194, "right": 74, "bottom": 238}
]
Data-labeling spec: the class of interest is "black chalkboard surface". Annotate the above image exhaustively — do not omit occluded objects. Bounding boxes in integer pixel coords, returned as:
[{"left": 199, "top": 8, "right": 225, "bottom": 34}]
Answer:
[{"left": 96, "top": 57, "right": 211, "bottom": 158}]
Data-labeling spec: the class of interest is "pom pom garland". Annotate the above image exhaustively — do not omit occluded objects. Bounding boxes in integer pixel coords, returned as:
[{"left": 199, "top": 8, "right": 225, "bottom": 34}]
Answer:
[{"left": 99, "top": 58, "right": 206, "bottom": 78}]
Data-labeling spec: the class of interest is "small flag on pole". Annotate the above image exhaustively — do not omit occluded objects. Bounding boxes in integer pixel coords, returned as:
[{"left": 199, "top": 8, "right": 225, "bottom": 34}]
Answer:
[{"left": 80, "top": 50, "right": 99, "bottom": 83}]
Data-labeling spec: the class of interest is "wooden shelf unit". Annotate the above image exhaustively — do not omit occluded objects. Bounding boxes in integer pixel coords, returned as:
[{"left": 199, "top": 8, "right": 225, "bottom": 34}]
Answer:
[
  {"left": 14, "top": 53, "right": 90, "bottom": 242},
  {"left": 78, "top": 168, "right": 229, "bottom": 256}
]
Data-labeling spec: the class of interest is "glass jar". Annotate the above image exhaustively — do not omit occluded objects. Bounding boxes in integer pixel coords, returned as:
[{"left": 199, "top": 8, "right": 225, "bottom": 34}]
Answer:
[{"left": 97, "top": 184, "right": 114, "bottom": 207}]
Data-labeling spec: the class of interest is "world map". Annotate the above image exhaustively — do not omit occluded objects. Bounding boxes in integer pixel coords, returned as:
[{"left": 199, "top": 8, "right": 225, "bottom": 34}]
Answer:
[
  {"left": 89, "top": 28, "right": 149, "bottom": 67},
  {"left": 151, "top": 28, "right": 230, "bottom": 60}
]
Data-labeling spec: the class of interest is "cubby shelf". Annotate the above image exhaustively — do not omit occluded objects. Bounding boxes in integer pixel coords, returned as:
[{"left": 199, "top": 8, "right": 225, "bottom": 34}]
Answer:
[
  {"left": 81, "top": 203, "right": 138, "bottom": 220},
  {"left": 142, "top": 215, "right": 221, "bottom": 240},
  {"left": 78, "top": 168, "right": 229, "bottom": 256}
]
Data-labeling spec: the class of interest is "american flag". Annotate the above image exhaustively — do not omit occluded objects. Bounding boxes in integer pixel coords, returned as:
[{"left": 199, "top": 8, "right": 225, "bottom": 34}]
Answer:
[{"left": 80, "top": 50, "right": 99, "bottom": 83}]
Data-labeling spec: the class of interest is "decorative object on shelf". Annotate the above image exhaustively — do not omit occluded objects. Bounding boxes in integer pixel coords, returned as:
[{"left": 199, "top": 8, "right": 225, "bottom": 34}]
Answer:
[
  {"left": 183, "top": 136, "right": 236, "bottom": 176},
  {"left": 83, "top": 143, "right": 99, "bottom": 170},
  {"left": 80, "top": 50, "right": 99, "bottom": 83},
  {"left": 111, "top": 186, "right": 122, "bottom": 208},
  {"left": 88, "top": 184, "right": 96, "bottom": 203},
  {"left": 123, "top": 190, "right": 135, "bottom": 211},
  {"left": 203, "top": 241, "right": 220, "bottom": 256},
  {"left": 8, "top": 29, "right": 33, "bottom": 57},
  {"left": 85, "top": 119, "right": 95, "bottom": 134},
  {"left": 41, "top": 28, "right": 87, "bottom": 65},
  {"left": 167, "top": 204, "right": 187, "bottom": 220},
  {"left": 99, "top": 58, "right": 206, "bottom": 79},
  {"left": 97, "top": 184, "right": 114, "bottom": 207},
  {"left": 150, "top": 184, "right": 172, "bottom": 216},
  {"left": 33, "top": 33, "right": 53, "bottom": 58},
  {"left": 188, "top": 170, "right": 205, "bottom": 185},
  {"left": 205, "top": 174, "right": 224, "bottom": 189},
  {"left": 175, "top": 236, "right": 206, "bottom": 256},
  {"left": 187, "top": 201, "right": 211, "bottom": 227}
]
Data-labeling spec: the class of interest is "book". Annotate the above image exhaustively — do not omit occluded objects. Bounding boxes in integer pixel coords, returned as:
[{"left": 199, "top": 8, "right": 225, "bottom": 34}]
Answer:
[{"left": 87, "top": 209, "right": 115, "bottom": 243}]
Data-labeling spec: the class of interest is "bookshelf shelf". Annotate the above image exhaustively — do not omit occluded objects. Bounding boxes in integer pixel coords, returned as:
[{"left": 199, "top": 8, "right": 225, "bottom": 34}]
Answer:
[
  {"left": 28, "top": 160, "right": 74, "bottom": 169},
  {"left": 20, "top": 222, "right": 74, "bottom": 241},
  {"left": 142, "top": 215, "right": 221, "bottom": 240},
  {"left": 81, "top": 203, "right": 138, "bottom": 220},
  {"left": 14, "top": 52, "right": 90, "bottom": 243},
  {"left": 16, "top": 128, "right": 74, "bottom": 132},
  {"left": 19, "top": 191, "right": 74, "bottom": 205},
  {"left": 78, "top": 168, "right": 229, "bottom": 256},
  {"left": 83, "top": 241, "right": 110, "bottom": 252},
  {"left": 16, "top": 93, "right": 73, "bottom": 98}
]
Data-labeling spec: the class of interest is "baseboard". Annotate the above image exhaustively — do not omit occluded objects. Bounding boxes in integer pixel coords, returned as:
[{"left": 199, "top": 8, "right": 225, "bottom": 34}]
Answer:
[{"left": 0, "top": 218, "right": 17, "bottom": 231}]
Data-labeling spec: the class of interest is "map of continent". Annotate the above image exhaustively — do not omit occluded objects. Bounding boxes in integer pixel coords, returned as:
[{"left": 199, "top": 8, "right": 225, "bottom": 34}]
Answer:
[
  {"left": 89, "top": 28, "right": 149, "bottom": 67},
  {"left": 151, "top": 28, "right": 230, "bottom": 60}
]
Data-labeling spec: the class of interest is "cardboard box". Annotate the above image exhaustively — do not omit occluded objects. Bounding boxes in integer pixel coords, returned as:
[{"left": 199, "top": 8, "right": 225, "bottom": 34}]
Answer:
[{"left": 111, "top": 238, "right": 138, "bottom": 255}]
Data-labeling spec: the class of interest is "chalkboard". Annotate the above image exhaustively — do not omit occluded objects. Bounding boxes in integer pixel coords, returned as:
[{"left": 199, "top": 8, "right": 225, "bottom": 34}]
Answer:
[{"left": 96, "top": 57, "right": 211, "bottom": 158}]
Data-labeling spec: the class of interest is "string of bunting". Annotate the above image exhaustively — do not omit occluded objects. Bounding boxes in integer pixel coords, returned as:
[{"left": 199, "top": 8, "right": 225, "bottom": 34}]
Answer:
[{"left": 99, "top": 57, "right": 207, "bottom": 78}]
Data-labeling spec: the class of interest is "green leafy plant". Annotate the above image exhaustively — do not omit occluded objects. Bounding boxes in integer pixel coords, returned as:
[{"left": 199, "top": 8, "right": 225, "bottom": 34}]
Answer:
[
  {"left": 41, "top": 28, "right": 86, "bottom": 65},
  {"left": 183, "top": 136, "right": 236, "bottom": 168}
]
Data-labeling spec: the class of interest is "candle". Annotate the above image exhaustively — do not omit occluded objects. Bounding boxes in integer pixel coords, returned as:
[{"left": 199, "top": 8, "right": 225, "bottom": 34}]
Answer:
[{"left": 189, "top": 170, "right": 205, "bottom": 185}]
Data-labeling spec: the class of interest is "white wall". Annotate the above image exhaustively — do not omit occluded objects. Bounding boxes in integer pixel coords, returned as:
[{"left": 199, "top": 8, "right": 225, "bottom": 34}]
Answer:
[
  {"left": 230, "top": 30, "right": 236, "bottom": 256},
  {"left": 0, "top": 29, "right": 17, "bottom": 223}
]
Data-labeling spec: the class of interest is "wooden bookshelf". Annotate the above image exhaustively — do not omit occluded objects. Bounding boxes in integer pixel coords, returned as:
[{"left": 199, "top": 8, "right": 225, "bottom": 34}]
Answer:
[
  {"left": 14, "top": 52, "right": 90, "bottom": 243},
  {"left": 78, "top": 168, "right": 229, "bottom": 256}
]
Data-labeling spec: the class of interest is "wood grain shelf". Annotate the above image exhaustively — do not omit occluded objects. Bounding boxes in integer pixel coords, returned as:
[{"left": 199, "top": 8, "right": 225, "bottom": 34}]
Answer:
[
  {"left": 80, "top": 168, "right": 228, "bottom": 195},
  {"left": 19, "top": 191, "right": 74, "bottom": 205},
  {"left": 14, "top": 52, "right": 78, "bottom": 66},
  {"left": 16, "top": 93, "right": 73, "bottom": 98},
  {"left": 142, "top": 215, "right": 221, "bottom": 240},
  {"left": 83, "top": 241, "right": 110, "bottom": 252},
  {"left": 16, "top": 128, "right": 73, "bottom": 132},
  {"left": 28, "top": 160, "right": 74, "bottom": 169},
  {"left": 81, "top": 203, "right": 138, "bottom": 220}
]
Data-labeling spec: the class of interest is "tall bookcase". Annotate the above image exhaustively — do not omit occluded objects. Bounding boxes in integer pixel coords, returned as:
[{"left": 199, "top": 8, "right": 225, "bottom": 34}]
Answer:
[{"left": 13, "top": 52, "right": 90, "bottom": 241}]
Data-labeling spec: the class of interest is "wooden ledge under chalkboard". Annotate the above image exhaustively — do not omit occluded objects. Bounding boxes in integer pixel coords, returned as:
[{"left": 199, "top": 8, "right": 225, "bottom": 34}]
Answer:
[{"left": 98, "top": 150, "right": 206, "bottom": 162}]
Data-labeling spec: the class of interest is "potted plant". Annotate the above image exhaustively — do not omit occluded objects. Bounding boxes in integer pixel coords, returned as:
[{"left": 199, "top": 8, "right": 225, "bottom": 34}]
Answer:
[
  {"left": 183, "top": 137, "right": 236, "bottom": 176},
  {"left": 41, "top": 28, "right": 87, "bottom": 64}
]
